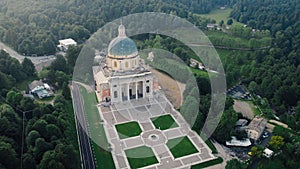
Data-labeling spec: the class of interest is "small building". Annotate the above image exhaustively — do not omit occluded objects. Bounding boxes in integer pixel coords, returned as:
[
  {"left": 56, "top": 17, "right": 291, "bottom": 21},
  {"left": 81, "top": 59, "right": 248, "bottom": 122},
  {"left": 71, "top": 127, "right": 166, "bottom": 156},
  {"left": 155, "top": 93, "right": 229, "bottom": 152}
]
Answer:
[
  {"left": 28, "top": 80, "right": 54, "bottom": 99},
  {"left": 206, "top": 24, "right": 216, "bottom": 30},
  {"left": 245, "top": 117, "right": 267, "bottom": 141},
  {"left": 57, "top": 38, "right": 77, "bottom": 51},
  {"left": 263, "top": 148, "right": 274, "bottom": 158},
  {"left": 190, "top": 58, "right": 205, "bottom": 70},
  {"left": 226, "top": 136, "right": 252, "bottom": 147},
  {"left": 235, "top": 119, "right": 248, "bottom": 127},
  {"left": 29, "top": 80, "right": 45, "bottom": 93},
  {"left": 147, "top": 52, "right": 154, "bottom": 62}
]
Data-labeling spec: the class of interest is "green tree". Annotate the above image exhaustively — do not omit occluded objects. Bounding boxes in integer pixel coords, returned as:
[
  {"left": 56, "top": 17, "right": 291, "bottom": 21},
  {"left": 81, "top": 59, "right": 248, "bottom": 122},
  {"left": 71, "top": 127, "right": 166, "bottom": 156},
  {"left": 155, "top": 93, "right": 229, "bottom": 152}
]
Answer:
[
  {"left": 66, "top": 45, "right": 82, "bottom": 68},
  {"left": 269, "top": 135, "right": 284, "bottom": 151},
  {"left": 219, "top": 20, "right": 224, "bottom": 27},
  {"left": 250, "top": 145, "right": 264, "bottom": 158},
  {"left": 41, "top": 39, "right": 56, "bottom": 55},
  {"left": 26, "top": 130, "right": 41, "bottom": 148},
  {"left": 50, "top": 55, "right": 67, "bottom": 73},
  {"left": 0, "top": 141, "right": 19, "bottom": 169},
  {"left": 227, "top": 19, "right": 233, "bottom": 25},
  {"left": 38, "top": 150, "right": 65, "bottom": 169},
  {"left": 22, "top": 58, "right": 36, "bottom": 77},
  {"left": 62, "top": 82, "right": 71, "bottom": 100},
  {"left": 22, "top": 153, "right": 37, "bottom": 169},
  {"left": 226, "top": 159, "right": 244, "bottom": 169}
]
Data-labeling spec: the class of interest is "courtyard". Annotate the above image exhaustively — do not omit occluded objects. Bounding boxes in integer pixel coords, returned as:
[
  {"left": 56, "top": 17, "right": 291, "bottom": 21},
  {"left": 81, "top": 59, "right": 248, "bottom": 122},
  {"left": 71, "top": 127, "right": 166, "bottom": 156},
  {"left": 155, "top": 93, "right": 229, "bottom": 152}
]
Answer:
[{"left": 98, "top": 91, "right": 216, "bottom": 169}]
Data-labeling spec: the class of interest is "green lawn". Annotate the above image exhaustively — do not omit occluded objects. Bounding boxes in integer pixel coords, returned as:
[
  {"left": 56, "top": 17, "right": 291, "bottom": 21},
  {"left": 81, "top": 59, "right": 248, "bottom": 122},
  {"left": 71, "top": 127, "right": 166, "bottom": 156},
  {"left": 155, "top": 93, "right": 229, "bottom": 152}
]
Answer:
[
  {"left": 151, "top": 114, "right": 179, "bottom": 130},
  {"left": 246, "top": 100, "right": 262, "bottom": 116},
  {"left": 115, "top": 121, "right": 142, "bottom": 139},
  {"left": 125, "top": 146, "right": 158, "bottom": 169},
  {"left": 191, "top": 157, "right": 223, "bottom": 169},
  {"left": 190, "top": 68, "right": 209, "bottom": 79},
  {"left": 167, "top": 136, "right": 199, "bottom": 158},
  {"left": 198, "top": 8, "right": 243, "bottom": 26},
  {"left": 80, "top": 86, "right": 115, "bottom": 169},
  {"left": 204, "top": 139, "right": 218, "bottom": 154},
  {"left": 205, "top": 30, "right": 251, "bottom": 48}
]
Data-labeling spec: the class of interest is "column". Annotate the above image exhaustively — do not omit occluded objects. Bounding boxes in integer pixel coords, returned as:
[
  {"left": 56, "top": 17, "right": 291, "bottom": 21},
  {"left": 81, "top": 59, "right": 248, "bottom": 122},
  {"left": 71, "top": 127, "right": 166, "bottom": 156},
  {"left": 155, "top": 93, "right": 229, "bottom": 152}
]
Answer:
[
  {"left": 143, "top": 81, "right": 146, "bottom": 98},
  {"left": 135, "top": 82, "right": 138, "bottom": 99},
  {"left": 127, "top": 83, "right": 130, "bottom": 101},
  {"left": 118, "top": 84, "right": 122, "bottom": 102}
]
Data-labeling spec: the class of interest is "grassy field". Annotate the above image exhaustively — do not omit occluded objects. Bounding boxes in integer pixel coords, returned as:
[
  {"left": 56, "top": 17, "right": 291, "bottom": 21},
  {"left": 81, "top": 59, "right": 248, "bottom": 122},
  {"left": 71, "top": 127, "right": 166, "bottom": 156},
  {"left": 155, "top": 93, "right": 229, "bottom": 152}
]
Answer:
[
  {"left": 151, "top": 114, "right": 179, "bottom": 130},
  {"left": 205, "top": 30, "right": 251, "bottom": 47},
  {"left": 167, "top": 136, "right": 199, "bottom": 158},
  {"left": 80, "top": 87, "right": 115, "bottom": 169},
  {"left": 125, "top": 146, "right": 158, "bottom": 169},
  {"left": 198, "top": 8, "right": 243, "bottom": 26},
  {"left": 247, "top": 100, "right": 262, "bottom": 116},
  {"left": 115, "top": 121, "right": 142, "bottom": 139},
  {"left": 64, "top": 100, "right": 81, "bottom": 168}
]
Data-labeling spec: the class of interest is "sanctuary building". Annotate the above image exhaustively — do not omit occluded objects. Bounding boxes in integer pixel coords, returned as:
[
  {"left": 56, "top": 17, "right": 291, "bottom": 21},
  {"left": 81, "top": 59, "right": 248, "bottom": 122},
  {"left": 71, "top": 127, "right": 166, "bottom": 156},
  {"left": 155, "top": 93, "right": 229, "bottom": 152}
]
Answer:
[{"left": 93, "top": 25, "right": 156, "bottom": 103}]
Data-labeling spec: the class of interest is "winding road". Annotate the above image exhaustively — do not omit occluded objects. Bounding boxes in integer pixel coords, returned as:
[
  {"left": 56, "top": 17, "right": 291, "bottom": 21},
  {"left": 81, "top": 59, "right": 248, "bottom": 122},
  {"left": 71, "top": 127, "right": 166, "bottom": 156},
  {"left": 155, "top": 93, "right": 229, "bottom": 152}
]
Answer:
[{"left": 0, "top": 41, "right": 56, "bottom": 71}]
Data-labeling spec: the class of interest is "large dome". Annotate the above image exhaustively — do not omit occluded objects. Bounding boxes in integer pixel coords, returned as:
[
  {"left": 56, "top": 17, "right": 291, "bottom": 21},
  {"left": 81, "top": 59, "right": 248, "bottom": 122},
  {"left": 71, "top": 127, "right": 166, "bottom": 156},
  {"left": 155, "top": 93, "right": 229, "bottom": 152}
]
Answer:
[
  {"left": 108, "top": 37, "right": 138, "bottom": 56},
  {"left": 107, "top": 25, "right": 138, "bottom": 57}
]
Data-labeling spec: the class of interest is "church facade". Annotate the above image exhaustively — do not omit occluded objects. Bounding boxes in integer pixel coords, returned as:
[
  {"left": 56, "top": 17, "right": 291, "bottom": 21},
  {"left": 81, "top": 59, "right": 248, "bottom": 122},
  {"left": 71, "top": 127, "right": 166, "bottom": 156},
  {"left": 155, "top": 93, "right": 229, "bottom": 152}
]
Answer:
[{"left": 93, "top": 25, "right": 155, "bottom": 103}]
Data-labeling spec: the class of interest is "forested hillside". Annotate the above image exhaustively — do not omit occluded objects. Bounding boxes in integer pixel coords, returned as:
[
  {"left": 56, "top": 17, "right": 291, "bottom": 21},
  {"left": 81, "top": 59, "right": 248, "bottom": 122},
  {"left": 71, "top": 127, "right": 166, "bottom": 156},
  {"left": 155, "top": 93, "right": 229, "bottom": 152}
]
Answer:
[
  {"left": 0, "top": 49, "right": 80, "bottom": 169},
  {"left": 230, "top": 0, "right": 300, "bottom": 124},
  {"left": 0, "top": 0, "right": 233, "bottom": 56}
]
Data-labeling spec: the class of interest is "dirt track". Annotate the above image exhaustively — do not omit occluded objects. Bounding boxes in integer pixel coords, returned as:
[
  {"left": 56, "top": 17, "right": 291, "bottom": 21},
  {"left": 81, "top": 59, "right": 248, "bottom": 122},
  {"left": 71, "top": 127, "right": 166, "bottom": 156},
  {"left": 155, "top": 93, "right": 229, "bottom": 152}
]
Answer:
[
  {"left": 150, "top": 68, "right": 185, "bottom": 109},
  {"left": 233, "top": 100, "right": 255, "bottom": 119}
]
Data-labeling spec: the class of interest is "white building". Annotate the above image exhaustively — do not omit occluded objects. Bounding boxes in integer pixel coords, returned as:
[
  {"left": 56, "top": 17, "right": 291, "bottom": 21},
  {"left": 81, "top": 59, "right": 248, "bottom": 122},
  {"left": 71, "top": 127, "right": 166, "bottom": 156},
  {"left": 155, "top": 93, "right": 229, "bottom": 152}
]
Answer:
[
  {"left": 263, "top": 148, "right": 274, "bottom": 158},
  {"left": 226, "top": 136, "right": 252, "bottom": 147},
  {"left": 57, "top": 38, "right": 77, "bottom": 51},
  {"left": 93, "top": 25, "right": 158, "bottom": 103}
]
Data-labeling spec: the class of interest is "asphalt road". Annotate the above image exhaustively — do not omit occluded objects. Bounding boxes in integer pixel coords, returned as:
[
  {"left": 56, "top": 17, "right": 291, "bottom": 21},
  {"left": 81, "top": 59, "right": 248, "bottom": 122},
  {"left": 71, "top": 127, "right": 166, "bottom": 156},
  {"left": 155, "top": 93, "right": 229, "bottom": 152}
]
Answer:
[
  {"left": 0, "top": 41, "right": 56, "bottom": 65},
  {"left": 72, "top": 83, "right": 96, "bottom": 169}
]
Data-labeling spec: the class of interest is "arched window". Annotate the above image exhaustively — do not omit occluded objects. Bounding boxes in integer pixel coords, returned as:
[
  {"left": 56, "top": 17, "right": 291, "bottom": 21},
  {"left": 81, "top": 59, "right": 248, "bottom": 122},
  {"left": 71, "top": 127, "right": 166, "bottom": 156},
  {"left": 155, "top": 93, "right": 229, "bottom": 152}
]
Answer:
[
  {"left": 114, "top": 61, "right": 117, "bottom": 68},
  {"left": 125, "top": 61, "right": 129, "bottom": 68},
  {"left": 114, "top": 91, "right": 118, "bottom": 98},
  {"left": 146, "top": 86, "right": 150, "bottom": 93}
]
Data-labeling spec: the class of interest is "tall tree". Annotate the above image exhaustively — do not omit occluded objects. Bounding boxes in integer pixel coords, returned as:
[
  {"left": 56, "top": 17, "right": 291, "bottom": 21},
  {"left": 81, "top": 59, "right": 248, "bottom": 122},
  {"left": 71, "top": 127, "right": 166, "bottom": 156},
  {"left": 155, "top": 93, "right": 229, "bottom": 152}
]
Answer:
[{"left": 22, "top": 58, "right": 36, "bottom": 77}]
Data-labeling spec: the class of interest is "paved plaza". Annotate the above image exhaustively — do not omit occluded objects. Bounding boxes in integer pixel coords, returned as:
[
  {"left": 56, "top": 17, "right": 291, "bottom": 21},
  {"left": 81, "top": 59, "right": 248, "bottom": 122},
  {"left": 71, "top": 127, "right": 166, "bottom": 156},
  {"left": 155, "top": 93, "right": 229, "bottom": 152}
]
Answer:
[{"left": 98, "top": 92, "right": 216, "bottom": 169}]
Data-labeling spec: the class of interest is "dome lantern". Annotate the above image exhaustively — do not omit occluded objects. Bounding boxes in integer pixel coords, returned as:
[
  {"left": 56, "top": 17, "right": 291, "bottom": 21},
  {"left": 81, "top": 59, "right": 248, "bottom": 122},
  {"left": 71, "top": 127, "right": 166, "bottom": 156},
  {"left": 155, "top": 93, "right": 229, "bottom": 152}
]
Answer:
[{"left": 118, "top": 25, "right": 126, "bottom": 37}]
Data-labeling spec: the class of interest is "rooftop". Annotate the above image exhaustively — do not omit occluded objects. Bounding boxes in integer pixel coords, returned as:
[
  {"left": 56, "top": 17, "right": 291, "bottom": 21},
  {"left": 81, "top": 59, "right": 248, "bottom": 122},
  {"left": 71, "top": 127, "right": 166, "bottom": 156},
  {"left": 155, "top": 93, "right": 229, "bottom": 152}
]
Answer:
[
  {"left": 247, "top": 117, "right": 267, "bottom": 133},
  {"left": 28, "top": 80, "right": 44, "bottom": 91},
  {"left": 59, "top": 38, "right": 77, "bottom": 45},
  {"left": 107, "top": 25, "right": 138, "bottom": 57}
]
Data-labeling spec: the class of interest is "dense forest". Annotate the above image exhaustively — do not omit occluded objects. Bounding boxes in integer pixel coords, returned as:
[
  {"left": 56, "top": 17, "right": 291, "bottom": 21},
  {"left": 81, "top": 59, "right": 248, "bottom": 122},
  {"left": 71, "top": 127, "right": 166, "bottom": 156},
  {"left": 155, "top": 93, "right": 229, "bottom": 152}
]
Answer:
[
  {"left": 230, "top": 0, "right": 300, "bottom": 126},
  {"left": 0, "top": 49, "right": 80, "bottom": 169},
  {"left": 0, "top": 0, "right": 236, "bottom": 56}
]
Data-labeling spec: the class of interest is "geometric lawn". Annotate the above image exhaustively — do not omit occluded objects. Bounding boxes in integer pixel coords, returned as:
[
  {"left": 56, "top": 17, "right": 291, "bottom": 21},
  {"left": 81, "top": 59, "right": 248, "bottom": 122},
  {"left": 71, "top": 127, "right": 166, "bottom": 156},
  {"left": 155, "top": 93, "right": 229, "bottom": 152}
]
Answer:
[
  {"left": 115, "top": 121, "right": 142, "bottom": 139},
  {"left": 167, "top": 136, "right": 199, "bottom": 158},
  {"left": 151, "top": 114, "right": 179, "bottom": 130},
  {"left": 125, "top": 146, "right": 158, "bottom": 169}
]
